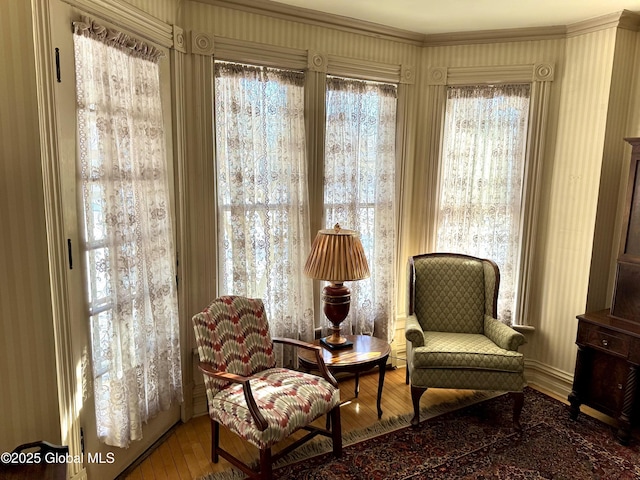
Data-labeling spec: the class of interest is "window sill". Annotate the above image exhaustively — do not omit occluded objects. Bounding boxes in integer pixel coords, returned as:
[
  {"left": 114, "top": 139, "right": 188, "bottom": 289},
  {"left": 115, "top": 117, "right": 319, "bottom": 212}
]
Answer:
[{"left": 512, "top": 324, "right": 535, "bottom": 334}]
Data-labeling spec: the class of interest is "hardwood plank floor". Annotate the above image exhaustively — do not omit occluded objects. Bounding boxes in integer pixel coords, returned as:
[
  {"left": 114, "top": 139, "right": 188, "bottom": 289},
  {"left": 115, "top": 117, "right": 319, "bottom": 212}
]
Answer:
[
  {"left": 120, "top": 367, "right": 501, "bottom": 480},
  {"left": 121, "top": 367, "right": 600, "bottom": 480}
]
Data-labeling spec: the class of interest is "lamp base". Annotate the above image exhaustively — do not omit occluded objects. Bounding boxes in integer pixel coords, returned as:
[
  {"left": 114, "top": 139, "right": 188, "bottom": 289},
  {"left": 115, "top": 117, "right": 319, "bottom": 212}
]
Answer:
[
  {"left": 321, "top": 283, "right": 353, "bottom": 350},
  {"left": 320, "top": 336, "right": 353, "bottom": 350}
]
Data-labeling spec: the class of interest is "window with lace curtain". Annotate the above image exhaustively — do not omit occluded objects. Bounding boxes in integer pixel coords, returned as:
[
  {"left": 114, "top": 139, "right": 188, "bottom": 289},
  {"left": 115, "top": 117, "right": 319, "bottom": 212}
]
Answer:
[
  {"left": 214, "top": 63, "right": 398, "bottom": 343},
  {"left": 436, "top": 84, "right": 531, "bottom": 324},
  {"left": 73, "top": 21, "right": 182, "bottom": 448},
  {"left": 323, "top": 75, "right": 398, "bottom": 343},
  {"left": 214, "top": 61, "right": 315, "bottom": 341}
]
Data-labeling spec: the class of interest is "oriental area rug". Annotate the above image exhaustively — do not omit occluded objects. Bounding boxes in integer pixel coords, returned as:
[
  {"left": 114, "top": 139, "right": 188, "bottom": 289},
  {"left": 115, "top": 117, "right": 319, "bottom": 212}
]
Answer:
[{"left": 201, "top": 388, "right": 640, "bottom": 480}]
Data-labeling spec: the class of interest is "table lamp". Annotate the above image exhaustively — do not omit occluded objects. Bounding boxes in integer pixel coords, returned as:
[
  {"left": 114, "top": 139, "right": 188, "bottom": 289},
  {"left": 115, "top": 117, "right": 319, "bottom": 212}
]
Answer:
[{"left": 304, "top": 224, "right": 370, "bottom": 349}]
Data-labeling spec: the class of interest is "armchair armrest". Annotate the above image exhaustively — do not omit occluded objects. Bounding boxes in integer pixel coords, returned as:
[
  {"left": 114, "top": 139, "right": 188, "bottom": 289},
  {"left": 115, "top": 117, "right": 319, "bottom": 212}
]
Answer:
[
  {"left": 484, "top": 315, "right": 527, "bottom": 351},
  {"left": 198, "top": 362, "right": 268, "bottom": 431},
  {"left": 273, "top": 337, "right": 339, "bottom": 388},
  {"left": 405, "top": 314, "right": 425, "bottom": 348}
]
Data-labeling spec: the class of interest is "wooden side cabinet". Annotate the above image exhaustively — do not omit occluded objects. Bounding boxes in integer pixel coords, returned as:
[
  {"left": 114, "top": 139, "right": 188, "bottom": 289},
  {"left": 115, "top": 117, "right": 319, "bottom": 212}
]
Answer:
[
  {"left": 569, "top": 138, "right": 640, "bottom": 444},
  {"left": 568, "top": 310, "right": 640, "bottom": 444}
]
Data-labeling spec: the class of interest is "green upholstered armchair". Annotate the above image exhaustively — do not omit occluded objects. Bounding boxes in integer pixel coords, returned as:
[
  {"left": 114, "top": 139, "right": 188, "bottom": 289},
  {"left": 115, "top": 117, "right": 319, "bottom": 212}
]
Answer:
[{"left": 405, "top": 253, "right": 527, "bottom": 429}]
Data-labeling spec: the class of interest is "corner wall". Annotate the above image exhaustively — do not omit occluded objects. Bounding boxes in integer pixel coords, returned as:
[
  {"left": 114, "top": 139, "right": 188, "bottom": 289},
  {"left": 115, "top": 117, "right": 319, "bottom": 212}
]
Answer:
[
  {"left": 178, "top": 4, "right": 640, "bottom": 402},
  {"left": 528, "top": 26, "right": 619, "bottom": 394}
]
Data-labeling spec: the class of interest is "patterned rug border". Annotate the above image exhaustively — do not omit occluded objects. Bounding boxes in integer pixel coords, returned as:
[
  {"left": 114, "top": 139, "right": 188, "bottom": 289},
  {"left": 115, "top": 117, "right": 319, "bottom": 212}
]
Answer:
[{"left": 198, "top": 390, "right": 500, "bottom": 480}]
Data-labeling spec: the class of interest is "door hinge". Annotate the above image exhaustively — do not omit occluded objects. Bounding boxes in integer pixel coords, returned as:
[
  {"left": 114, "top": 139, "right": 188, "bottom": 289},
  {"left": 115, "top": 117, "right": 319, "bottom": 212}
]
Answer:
[
  {"left": 67, "top": 238, "right": 73, "bottom": 269},
  {"left": 55, "top": 48, "right": 61, "bottom": 83}
]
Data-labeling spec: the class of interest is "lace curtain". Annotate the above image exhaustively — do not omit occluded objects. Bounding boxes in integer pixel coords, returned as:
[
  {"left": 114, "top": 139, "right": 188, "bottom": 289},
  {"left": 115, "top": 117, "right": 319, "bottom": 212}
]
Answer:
[
  {"left": 323, "top": 76, "right": 398, "bottom": 342},
  {"left": 214, "top": 61, "right": 315, "bottom": 342},
  {"left": 436, "top": 84, "right": 531, "bottom": 323},
  {"left": 73, "top": 19, "right": 183, "bottom": 448}
]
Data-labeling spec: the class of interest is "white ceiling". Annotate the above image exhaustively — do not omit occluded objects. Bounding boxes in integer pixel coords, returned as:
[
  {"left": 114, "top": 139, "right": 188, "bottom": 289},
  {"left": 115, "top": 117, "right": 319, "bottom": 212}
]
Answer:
[{"left": 268, "top": 0, "right": 640, "bottom": 35}]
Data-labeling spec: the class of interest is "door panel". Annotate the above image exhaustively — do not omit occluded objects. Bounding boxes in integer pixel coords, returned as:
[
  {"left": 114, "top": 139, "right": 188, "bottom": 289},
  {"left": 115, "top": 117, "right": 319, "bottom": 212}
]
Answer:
[{"left": 49, "top": 2, "right": 180, "bottom": 478}]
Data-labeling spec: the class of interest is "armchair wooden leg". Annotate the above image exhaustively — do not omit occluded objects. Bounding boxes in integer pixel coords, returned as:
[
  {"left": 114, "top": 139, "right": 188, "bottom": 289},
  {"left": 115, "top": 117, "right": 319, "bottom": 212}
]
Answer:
[
  {"left": 211, "top": 419, "right": 219, "bottom": 463},
  {"left": 259, "top": 448, "right": 273, "bottom": 480},
  {"left": 410, "top": 385, "right": 427, "bottom": 427},
  {"left": 330, "top": 405, "right": 342, "bottom": 457},
  {"left": 511, "top": 391, "right": 524, "bottom": 431}
]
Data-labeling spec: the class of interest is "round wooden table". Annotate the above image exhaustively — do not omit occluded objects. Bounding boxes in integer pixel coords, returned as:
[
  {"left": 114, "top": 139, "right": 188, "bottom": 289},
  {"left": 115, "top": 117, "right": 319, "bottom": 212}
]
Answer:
[{"left": 298, "top": 334, "right": 391, "bottom": 419}]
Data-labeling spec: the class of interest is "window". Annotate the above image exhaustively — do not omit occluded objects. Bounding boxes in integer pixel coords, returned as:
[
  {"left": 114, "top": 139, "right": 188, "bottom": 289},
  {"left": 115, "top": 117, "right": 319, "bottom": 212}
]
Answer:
[
  {"left": 323, "top": 75, "right": 398, "bottom": 340},
  {"left": 436, "top": 84, "right": 531, "bottom": 323},
  {"left": 214, "top": 61, "right": 314, "bottom": 340},
  {"left": 74, "top": 23, "right": 182, "bottom": 448},
  {"left": 213, "top": 62, "right": 400, "bottom": 342}
]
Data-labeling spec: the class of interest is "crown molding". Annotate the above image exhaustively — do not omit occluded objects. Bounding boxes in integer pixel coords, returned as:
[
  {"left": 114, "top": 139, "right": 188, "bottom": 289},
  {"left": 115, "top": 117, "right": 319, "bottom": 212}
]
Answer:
[
  {"left": 58, "top": 0, "right": 639, "bottom": 56},
  {"left": 192, "top": 1, "right": 640, "bottom": 48},
  {"left": 191, "top": 0, "right": 425, "bottom": 46},
  {"left": 424, "top": 25, "right": 567, "bottom": 47},
  {"left": 566, "top": 9, "right": 640, "bottom": 37},
  {"left": 618, "top": 9, "right": 640, "bottom": 31}
]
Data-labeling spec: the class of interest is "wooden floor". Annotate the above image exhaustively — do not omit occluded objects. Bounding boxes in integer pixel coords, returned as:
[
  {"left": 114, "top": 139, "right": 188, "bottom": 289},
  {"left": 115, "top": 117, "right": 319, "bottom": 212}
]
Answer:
[{"left": 120, "top": 367, "right": 586, "bottom": 480}]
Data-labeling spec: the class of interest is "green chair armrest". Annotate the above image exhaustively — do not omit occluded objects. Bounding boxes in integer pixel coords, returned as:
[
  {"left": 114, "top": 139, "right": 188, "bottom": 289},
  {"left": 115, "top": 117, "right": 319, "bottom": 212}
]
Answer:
[
  {"left": 405, "top": 314, "right": 425, "bottom": 348},
  {"left": 484, "top": 315, "right": 527, "bottom": 351}
]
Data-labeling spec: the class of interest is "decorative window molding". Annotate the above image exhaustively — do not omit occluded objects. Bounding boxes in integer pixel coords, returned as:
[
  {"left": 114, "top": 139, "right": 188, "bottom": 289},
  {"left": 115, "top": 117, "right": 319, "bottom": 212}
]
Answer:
[
  {"left": 308, "top": 51, "right": 328, "bottom": 73},
  {"left": 423, "top": 63, "right": 554, "bottom": 326},
  {"left": 189, "top": 33, "right": 406, "bottom": 85},
  {"left": 327, "top": 55, "right": 403, "bottom": 84},
  {"left": 428, "top": 63, "right": 555, "bottom": 86},
  {"left": 73, "top": 15, "right": 164, "bottom": 62},
  {"left": 400, "top": 65, "right": 416, "bottom": 85},
  {"left": 173, "top": 25, "right": 187, "bottom": 54},
  {"left": 533, "top": 63, "right": 555, "bottom": 82},
  {"left": 211, "top": 35, "right": 308, "bottom": 69},
  {"left": 191, "top": 31, "right": 215, "bottom": 56},
  {"left": 427, "top": 67, "right": 447, "bottom": 86},
  {"left": 58, "top": 0, "right": 173, "bottom": 47}
]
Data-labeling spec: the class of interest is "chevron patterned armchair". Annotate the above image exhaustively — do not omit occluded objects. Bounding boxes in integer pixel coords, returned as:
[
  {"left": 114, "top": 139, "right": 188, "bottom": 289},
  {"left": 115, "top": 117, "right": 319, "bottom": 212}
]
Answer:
[
  {"left": 405, "top": 253, "right": 527, "bottom": 429},
  {"left": 192, "top": 296, "right": 342, "bottom": 480}
]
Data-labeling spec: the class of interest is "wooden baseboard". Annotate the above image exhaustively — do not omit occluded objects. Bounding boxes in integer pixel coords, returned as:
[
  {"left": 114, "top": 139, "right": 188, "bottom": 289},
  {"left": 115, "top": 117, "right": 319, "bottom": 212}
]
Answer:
[{"left": 524, "top": 359, "right": 574, "bottom": 400}]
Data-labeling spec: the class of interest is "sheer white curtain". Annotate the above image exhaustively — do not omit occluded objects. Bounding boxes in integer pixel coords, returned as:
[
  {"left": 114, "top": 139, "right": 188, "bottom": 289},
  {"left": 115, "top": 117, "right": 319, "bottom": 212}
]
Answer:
[
  {"left": 73, "top": 19, "right": 182, "bottom": 448},
  {"left": 214, "top": 61, "right": 315, "bottom": 341},
  {"left": 436, "top": 84, "right": 530, "bottom": 323},
  {"left": 323, "top": 76, "right": 398, "bottom": 342}
]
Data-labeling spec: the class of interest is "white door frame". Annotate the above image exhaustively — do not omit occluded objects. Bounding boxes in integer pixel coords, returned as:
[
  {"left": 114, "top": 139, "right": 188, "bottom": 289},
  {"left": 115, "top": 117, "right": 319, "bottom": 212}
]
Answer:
[{"left": 30, "top": 1, "right": 187, "bottom": 478}]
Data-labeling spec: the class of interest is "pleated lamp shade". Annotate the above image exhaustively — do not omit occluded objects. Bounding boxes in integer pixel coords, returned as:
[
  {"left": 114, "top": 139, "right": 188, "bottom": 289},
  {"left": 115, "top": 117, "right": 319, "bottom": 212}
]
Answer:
[{"left": 304, "top": 224, "right": 370, "bottom": 283}]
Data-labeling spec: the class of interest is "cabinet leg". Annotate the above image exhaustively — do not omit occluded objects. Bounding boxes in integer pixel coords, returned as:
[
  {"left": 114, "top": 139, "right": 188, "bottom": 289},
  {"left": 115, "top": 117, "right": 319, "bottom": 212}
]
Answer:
[
  {"left": 568, "top": 390, "right": 581, "bottom": 420},
  {"left": 616, "top": 365, "right": 637, "bottom": 445},
  {"left": 568, "top": 345, "right": 589, "bottom": 421}
]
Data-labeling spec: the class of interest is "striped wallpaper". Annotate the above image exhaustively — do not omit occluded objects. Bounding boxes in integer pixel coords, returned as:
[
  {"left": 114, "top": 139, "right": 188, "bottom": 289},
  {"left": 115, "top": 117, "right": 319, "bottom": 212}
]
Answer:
[
  {"left": 123, "top": 0, "right": 180, "bottom": 25},
  {"left": 534, "top": 28, "right": 618, "bottom": 373},
  {"left": 587, "top": 28, "right": 639, "bottom": 314},
  {"left": 183, "top": 1, "right": 420, "bottom": 66},
  {"left": 2, "top": 0, "right": 639, "bottom": 452}
]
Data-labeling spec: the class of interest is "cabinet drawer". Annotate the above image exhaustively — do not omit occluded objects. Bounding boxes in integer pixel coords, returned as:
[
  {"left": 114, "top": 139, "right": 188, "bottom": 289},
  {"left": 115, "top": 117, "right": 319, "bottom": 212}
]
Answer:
[{"left": 577, "top": 323, "right": 630, "bottom": 357}]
